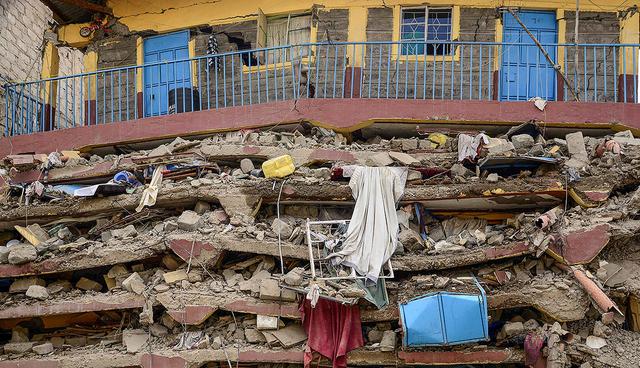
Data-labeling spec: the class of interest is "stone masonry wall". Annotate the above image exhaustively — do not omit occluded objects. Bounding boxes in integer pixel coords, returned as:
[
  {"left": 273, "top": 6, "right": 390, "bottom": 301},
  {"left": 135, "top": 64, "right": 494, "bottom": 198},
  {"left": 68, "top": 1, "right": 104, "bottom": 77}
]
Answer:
[
  {"left": 0, "top": 0, "right": 87, "bottom": 135},
  {"left": 364, "top": 7, "right": 497, "bottom": 100},
  {"left": 0, "top": 0, "right": 52, "bottom": 135},
  {"left": 57, "top": 46, "right": 85, "bottom": 128},
  {"left": 93, "top": 36, "right": 138, "bottom": 122},
  {"left": 565, "top": 11, "right": 620, "bottom": 102}
]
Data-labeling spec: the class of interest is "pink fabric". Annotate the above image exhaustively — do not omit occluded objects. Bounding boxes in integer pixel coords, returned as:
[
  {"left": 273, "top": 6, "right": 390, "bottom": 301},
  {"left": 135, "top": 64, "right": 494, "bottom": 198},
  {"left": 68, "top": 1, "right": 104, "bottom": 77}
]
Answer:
[
  {"left": 300, "top": 298, "right": 364, "bottom": 368},
  {"left": 524, "top": 331, "right": 545, "bottom": 366}
]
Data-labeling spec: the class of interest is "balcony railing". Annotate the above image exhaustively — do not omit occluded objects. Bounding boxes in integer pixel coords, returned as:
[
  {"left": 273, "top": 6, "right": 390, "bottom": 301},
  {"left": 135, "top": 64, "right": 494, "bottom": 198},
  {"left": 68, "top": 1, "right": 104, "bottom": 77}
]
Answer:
[{"left": 4, "top": 41, "right": 640, "bottom": 136}]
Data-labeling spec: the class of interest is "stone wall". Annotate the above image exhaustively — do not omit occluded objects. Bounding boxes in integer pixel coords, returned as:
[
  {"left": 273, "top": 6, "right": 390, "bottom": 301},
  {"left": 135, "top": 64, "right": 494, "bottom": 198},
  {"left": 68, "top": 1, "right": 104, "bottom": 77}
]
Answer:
[
  {"left": 565, "top": 11, "right": 620, "bottom": 102},
  {"left": 0, "top": 0, "right": 52, "bottom": 135},
  {"left": 189, "top": 9, "right": 351, "bottom": 107},
  {"left": 56, "top": 46, "right": 85, "bottom": 128},
  {"left": 45, "top": 6, "right": 626, "bottom": 127},
  {"left": 93, "top": 35, "right": 138, "bottom": 122},
  {"left": 362, "top": 7, "right": 497, "bottom": 100},
  {"left": 0, "top": 0, "right": 87, "bottom": 135}
]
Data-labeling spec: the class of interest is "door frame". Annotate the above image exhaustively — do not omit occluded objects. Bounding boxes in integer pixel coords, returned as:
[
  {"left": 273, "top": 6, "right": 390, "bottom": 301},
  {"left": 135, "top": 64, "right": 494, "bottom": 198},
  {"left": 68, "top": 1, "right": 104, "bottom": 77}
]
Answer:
[
  {"left": 499, "top": 9, "right": 559, "bottom": 102},
  {"left": 143, "top": 30, "right": 192, "bottom": 117}
]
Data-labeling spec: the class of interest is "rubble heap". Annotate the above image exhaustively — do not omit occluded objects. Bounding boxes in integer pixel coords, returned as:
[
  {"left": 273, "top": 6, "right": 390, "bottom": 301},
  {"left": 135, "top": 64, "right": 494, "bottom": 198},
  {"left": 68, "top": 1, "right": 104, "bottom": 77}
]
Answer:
[{"left": 1, "top": 123, "right": 640, "bottom": 368}]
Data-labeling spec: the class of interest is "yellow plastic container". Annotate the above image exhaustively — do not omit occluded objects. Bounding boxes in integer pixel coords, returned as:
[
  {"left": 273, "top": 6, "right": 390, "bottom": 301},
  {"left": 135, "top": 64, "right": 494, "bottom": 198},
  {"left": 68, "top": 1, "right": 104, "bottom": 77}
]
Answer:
[
  {"left": 262, "top": 155, "right": 295, "bottom": 178},
  {"left": 428, "top": 133, "right": 448, "bottom": 147}
]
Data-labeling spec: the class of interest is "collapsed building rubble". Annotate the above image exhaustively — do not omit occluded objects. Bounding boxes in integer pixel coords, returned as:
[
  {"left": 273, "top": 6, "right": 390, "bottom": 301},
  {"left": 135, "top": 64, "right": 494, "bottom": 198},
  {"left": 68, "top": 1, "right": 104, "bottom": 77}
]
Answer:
[{"left": 1, "top": 123, "right": 640, "bottom": 367}]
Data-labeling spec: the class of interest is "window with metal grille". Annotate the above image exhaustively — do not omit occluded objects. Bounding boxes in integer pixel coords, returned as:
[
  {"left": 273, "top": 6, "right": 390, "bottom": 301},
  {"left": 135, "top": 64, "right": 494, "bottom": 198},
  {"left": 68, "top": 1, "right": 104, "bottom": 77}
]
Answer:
[{"left": 400, "top": 7, "right": 453, "bottom": 56}]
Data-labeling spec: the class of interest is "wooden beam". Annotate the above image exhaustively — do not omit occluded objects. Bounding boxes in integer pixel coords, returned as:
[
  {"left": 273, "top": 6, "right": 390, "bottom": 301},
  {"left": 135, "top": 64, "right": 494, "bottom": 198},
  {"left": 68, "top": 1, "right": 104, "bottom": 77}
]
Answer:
[
  {"left": 54, "top": 0, "right": 113, "bottom": 15},
  {"left": 40, "top": 0, "right": 68, "bottom": 23}
]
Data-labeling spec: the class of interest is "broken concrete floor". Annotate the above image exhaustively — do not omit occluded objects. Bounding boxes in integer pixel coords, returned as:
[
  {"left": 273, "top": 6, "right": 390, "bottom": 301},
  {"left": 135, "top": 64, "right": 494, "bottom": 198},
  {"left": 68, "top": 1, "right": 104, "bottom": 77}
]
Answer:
[{"left": 1, "top": 126, "right": 640, "bottom": 367}]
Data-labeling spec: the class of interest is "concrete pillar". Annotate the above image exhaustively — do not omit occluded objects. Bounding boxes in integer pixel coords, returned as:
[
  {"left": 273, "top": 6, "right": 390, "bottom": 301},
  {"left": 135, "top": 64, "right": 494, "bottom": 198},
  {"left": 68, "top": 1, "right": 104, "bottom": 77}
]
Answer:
[
  {"left": 41, "top": 41, "right": 60, "bottom": 131},
  {"left": 618, "top": 11, "right": 639, "bottom": 102}
]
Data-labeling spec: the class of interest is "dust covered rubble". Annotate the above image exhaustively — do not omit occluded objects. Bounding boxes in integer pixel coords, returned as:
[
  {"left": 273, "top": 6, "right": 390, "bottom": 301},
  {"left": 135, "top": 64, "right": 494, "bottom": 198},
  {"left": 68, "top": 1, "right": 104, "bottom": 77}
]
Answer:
[{"left": 2, "top": 125, "right": 640, "bottom": 366}]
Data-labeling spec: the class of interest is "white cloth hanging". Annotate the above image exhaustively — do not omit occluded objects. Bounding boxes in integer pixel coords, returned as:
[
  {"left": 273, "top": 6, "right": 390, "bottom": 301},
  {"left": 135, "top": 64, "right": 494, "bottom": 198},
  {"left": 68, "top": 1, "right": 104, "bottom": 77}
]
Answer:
[
  {"left": 327, "top": 166, "right": 407, "bottom": 284},
  {"left": 135, "top": 165, "right": 165, "bottom": 212}
]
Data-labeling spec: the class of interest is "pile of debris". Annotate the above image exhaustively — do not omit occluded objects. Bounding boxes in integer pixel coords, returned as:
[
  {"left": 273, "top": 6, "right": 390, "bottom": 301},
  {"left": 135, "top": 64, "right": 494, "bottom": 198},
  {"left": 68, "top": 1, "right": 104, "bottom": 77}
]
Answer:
[{"left": 1, "top": 122, "right": 640, "bottom": 367}]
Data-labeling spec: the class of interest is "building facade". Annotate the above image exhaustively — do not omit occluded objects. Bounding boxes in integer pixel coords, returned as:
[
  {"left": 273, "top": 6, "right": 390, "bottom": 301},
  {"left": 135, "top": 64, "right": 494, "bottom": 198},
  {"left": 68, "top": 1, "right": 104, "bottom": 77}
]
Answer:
[
  {"left": 2, "top": 2, "right": 640, "bottom": 368},
  {"left": 1, "top": 0, "right": 639, "bottom": 153}
]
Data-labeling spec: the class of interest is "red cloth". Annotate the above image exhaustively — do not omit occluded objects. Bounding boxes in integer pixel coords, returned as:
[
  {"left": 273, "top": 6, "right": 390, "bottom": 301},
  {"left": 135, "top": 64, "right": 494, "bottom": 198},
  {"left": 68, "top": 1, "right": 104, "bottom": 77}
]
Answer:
[
  {"left": 524, "top": 331, "right": 545, "bottom": 366},
  {"left": 299, "top": 298, "right": 364, "bottom": 368}
]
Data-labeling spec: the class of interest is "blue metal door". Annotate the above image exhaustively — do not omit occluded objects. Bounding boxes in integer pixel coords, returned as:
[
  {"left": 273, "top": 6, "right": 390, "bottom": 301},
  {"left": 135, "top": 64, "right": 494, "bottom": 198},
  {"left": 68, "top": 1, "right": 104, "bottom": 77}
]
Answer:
[
  {"left": 500, "top": 11, "right": 557, "bottom": 101},
  {"left": 144, "top": 31, "right": 191, "bottom": 117}
]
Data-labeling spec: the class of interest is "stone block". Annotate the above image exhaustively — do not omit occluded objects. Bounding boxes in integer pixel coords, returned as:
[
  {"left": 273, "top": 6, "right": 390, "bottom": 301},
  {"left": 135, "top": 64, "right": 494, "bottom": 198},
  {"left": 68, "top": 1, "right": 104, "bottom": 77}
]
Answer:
[
  {"left": 162, "top": 254, "right": 181, "bottom": 270},
  {"left": 379, "top": 330, "right": 396, "bottom": 351},
  {"left": 502, "top": 321, "right": 524, "bottom": 337},
  {"left": 256, "top": 315, "right": 281, "bottom": 330},
  {"left": 107, "top": 264, "right": 129, "bottom": 278},
  {"left": 11, "top": 326, "right": 29, "bottom": 342},
  {"left": 163, "top": 269, "right": 188, "bottom": 284},
  {"left": 389, "top": 151, "right": 419, "bottom": 165},
  {"left": 271, "top": 218, "right": 292, "bottom": 239},
  {"left": 366, "top": 152, "right": 393, "bottom": 166},
  {"left": 0, "top": 245, "right": 9, "bottom": 263},
  {"left": 222, "top": 269, "right": 244, "bottom": 287},
  {"left": 75, "top": 277, "right": 102, "bottom": 292},
  {"left": 283, "top": 267, "right": 305, "bottom": 286},
  {"left": 511, "top": 134, "right": 535, "bottom": 150},
  {"left": 111, "top": 225, "right": 137, "bottom": 239},
  {"left": 240, "top": 158, "right": 255, "bottom": 173},
  {"left": 177, "top": 210, "right": 201, "bottom": 231},
  {"left": 3, "top": 342, "right": 34, "bottom": 354},
  {"left": 9, "top": 276, "right": 46, "bottom": 293},
  {"left": 123, "top": 329, "right": 148, "bottom": 353},
  {"left": 194, "top": 200, "right": 211, "bottom": 215},
  {"left": 32, "top": 342, "right": 53, "bottom": 355},
  {"left": 259, "top": 278, "right": 296, "bottom": 301},
  {"left": 8, "top": 243, "right": 37, "bottom": 264},
  {"left": 368, "top": 329, "right": 383, "bottom": 343},
  {"left": 149, "top": 323, "right": 169, "bottom": 337},
  {"left": 50, "top": 337, "right": 64, "bottom": 348},
  {"left": 122, "top": 272, "right": 145, "bottom": 295},
  {"left": 486, "top": 173, "right": 500, "bottom": 183},
  {"left": 25, "top": 285, "right": 49, "bottom": 300},
  {"left": 46, "top": 280, "right": 72, "bottom": 294},
  {"left": 245, "top": 328, "right": 266, "bottom": 343}
]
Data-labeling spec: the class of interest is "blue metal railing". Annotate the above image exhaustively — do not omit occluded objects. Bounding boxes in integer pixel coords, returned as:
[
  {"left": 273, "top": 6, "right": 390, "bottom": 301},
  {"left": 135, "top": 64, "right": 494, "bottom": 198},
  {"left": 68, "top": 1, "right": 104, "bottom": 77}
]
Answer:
[{"left": 4, "top": 41, "right": 639, "bottom": 136}]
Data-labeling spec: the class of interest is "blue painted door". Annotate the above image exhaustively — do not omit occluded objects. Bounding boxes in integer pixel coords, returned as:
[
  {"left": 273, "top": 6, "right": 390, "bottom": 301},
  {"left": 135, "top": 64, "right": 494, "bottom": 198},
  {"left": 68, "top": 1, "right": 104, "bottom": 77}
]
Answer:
[
  {"left": 500, "top": 11, "right": 557, "bottom": 101},
  {"left": 144, "top": 31, "right": 191, "bottom": 117}
]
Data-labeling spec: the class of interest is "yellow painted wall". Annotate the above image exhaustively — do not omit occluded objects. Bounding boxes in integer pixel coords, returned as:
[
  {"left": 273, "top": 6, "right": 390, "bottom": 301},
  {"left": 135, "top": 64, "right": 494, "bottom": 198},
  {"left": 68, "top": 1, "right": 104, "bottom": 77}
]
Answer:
[
  {"left": 136, "top": 37, "right": 144, "bottom": 93},
  {"left": 347, "top": 7, "right": 368, "bottom": 66},
  {"left": 57, "top": 23, "right": 93, "bottom": 48},
  {"left": 41, "top": 42, "right": 60, "bottom": 106},
  {"left": 105, "top": 0, "right": 624, "bottom": 34},
  {"left": 557, "top": 9, "right": 566, "bottom": 72},
  {"left": 83, "top": 51, "right": 98, "bottom": 100},
  {"left": 619, "top": 12, "right": 639, "bottom": 74}
]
